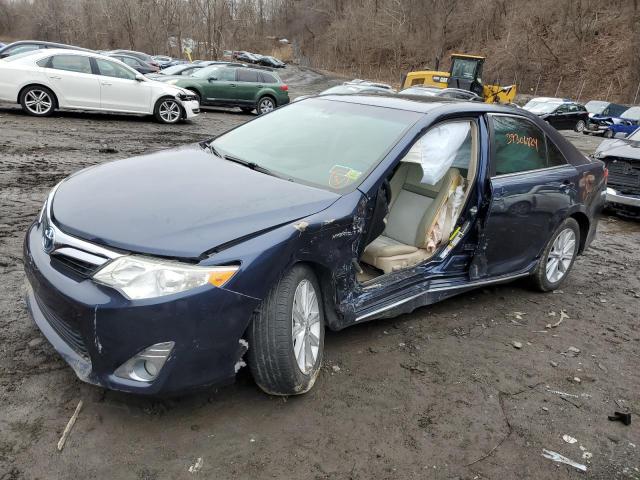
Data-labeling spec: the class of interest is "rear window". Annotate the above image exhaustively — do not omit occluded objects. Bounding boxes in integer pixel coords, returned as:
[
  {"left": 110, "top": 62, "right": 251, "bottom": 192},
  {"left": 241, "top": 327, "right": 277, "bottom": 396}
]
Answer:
[
  {"left": 49, "top": 54, "right": 92, "bottom": 74},
  {"left": 237, "top": 69, "right": 259, "bottom": 82},
  {"left": 260, "top": 72, "right": 278, "bottom": 83},
  {"left": 491, "top": 115, "right": 566, "bottom": 175}
]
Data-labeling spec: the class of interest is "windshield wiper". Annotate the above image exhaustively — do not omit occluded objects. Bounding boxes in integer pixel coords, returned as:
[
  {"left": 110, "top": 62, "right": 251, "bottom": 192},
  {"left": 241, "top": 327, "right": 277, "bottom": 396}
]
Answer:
[
  {"left": 224, "top": 154, "right": 283, "bottom": 178},
  {"left": 207, "top": 143, "right": 290, "bottom": 180},
  {"left": 207, "top": 143, "right": 224, "bottom": 158}
]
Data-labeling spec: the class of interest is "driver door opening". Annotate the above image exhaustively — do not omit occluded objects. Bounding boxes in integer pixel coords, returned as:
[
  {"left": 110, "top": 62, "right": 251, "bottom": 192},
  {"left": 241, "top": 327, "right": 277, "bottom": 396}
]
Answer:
[{"left": 358, "top": 119, "right": 479, "bottom": 282}]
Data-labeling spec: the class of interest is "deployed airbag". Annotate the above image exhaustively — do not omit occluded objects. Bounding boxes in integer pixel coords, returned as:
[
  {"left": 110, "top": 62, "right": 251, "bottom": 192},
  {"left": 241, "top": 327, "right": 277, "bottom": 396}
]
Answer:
[{"left": 402, "top": 121, "right": 471, "bottom": 185}]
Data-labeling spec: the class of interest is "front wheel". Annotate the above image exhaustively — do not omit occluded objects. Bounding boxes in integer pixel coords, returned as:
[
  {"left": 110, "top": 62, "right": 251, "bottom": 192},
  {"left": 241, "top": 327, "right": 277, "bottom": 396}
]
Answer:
[
  {"left": 574, "top": 119, "right": 586, "bottom": 133},
  {"left": 154, "top": 97, "right": 182, "bottom": 124},
  {"left": 531, "top": 218, "right": 580, "bottom": 292},
  {"left": 247, "top": 265, "right": 325, "bottom": 395},
  {"left": 20, "top": 86, "right": 56, "bottom": 117},
  {"left": 257, "top": 96, "right": 275, "bottom": 115},
  {"left": 604, "top": 129, "right": 614, "bottom": 139}
]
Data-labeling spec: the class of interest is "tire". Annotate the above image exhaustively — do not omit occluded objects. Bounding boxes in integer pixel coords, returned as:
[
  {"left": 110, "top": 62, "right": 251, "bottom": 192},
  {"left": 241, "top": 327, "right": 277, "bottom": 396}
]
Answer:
[
  {"left": 604, "top": 129, "right": 614, "bottom": 139},
  {"left": 531, "top": 218, "right": 580, "bottom": 292},
  {"left": 20, "top": 86, "right": 56, "bottom": 117},
  {"left": 574, "top": 119, "right": 586, "bottom": 133},
  {"left": 256, "top": 96, "right": 276, "bottom": 115},
  {"left": 153, "top": 97, "right": 182, "bottom": 124},
  {"left": 247, "top": 264, "right": 325, "bottom": 395}
]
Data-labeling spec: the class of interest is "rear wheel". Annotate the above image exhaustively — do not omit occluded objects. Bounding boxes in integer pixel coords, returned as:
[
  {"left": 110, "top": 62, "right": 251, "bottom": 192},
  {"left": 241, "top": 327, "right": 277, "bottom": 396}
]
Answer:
[
  {"left": 20, "top": 86, "right": 56, "bottom": 117},
  {"left": 248, "top": 265, "right": 325, "bottom": 395},
  {"left": 531, "top": 218, "right": 580, "bottom": 292},
  {"left": 154, "top": 97, "right": 182, "bottom": 124},
  {"left": 257, "top": 96, "right": 275, "bottom": 115},
  {"left": 574, "top": 119, "right": 586, "bottom": 132}
]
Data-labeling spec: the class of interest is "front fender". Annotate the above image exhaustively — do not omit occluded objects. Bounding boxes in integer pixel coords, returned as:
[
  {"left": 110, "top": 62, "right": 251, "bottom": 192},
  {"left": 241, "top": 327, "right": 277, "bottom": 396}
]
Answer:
[{"left": 203, "top": 192, "right": 365, "bottom": 324}]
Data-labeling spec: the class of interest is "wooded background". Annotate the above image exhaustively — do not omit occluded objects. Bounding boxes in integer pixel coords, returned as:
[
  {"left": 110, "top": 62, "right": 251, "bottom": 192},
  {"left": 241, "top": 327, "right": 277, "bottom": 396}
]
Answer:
[{"left": 1, "top": 0, "right": 639, "bottom": 102}]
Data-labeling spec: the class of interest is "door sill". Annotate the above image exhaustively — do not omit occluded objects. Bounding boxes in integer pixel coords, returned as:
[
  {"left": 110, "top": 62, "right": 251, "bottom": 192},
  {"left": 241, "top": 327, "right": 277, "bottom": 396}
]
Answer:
[{"left": 355, "top": 270, "right": 531, "bottom": 322}]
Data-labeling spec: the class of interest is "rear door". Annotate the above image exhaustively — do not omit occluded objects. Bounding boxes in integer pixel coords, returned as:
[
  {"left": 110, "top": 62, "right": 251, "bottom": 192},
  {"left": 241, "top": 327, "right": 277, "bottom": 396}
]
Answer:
[
  {"left": 471, "top": 114, "right": 577, "bottom": 279},
  {"left": 43, "top": 54, "right": 100, "bottom": 108},
  {"left": 94, "top": 58, "right": 151, "bottom": 113},
  {"left": 234, "top": 69, "right": 262, "bottom": 106}
]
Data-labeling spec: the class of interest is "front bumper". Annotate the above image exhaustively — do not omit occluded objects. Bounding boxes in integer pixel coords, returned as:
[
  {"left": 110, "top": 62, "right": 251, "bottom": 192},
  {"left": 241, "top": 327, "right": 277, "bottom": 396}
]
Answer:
[
  {"left": 23, "top": 222, "right": 259, "bottom": 395},
  {"left": 181, "top": 99, "right": 200, "bottom": 119},
  {"left": 606, "top": 187, "right": 640, "bottom": 209},
  {"left": 583, "top": 123, "right": 608, "bottom": 135}
]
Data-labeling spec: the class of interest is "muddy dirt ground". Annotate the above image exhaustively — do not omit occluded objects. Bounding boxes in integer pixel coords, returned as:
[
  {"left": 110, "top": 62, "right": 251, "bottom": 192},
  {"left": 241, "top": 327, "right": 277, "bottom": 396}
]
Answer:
[{"left": 0, "top": 67, "right": 638, "bottom": 480}]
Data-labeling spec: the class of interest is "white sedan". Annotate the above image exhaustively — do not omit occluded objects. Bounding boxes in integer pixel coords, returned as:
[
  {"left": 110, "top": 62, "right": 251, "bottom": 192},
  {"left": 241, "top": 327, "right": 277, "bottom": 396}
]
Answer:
[{"left": 0, "top": 49, "right": 199, "bottom": 124}]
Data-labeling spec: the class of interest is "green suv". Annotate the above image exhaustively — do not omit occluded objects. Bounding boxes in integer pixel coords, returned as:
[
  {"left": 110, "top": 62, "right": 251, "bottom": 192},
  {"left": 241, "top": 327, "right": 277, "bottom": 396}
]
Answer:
[{"left": 163, "top": 65, "right": 289, "bottom": 114}]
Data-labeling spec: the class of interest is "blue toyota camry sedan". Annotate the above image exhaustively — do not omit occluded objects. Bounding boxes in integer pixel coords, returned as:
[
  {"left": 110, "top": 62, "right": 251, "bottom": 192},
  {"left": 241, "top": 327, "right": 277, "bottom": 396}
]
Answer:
[{"left": 24, "top": 95, "right": 606, "bottom": 396}]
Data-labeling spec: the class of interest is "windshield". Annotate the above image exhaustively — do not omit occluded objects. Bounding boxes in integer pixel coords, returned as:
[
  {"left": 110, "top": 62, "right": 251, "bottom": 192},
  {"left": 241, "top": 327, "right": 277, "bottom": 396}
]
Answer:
[
  {"left": 211, "top": 98, "right": 422, "bottom": 193},
  {"left": 525, "top": 102, "right": 562, "bottom": 114},
  {"left": 400, "top": 87, "right": 440, "bottom": 96},
  {"left": 192, "top": 66, "right": 221, "bottom": 78},
  {"left": 585, "top": 100, "right": 608, "bottom": 114},
  {"left": 451, "top": 59, "right": 477, "bottom": 79},
  {"left": 604, "top": 104, "right": 629, "bottom": 118},
  {"left": 622, "top": 107, "right": 640, "bottom": 121},
  {"left": 626, "top": 128, "right": 640, "bottom": 141}
]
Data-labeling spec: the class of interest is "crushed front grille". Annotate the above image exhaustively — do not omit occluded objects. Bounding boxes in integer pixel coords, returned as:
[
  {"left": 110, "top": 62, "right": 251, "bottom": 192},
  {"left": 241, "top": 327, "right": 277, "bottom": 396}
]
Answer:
[{"left": 606, "top": 158, "right": 640, "bottom": 195}]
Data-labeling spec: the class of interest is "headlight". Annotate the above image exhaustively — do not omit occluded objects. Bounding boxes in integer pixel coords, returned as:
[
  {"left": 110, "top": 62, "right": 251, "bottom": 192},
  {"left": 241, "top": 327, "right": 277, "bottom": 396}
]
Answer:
[
  {"left": 93, "top": 256, "right": 239, "bottom": 300},
  {"left": 594, "top": 151, "right": 605, "bottom": 159},
  {"left": 166, "top": 79, "right": 179, "bottom": 85}
]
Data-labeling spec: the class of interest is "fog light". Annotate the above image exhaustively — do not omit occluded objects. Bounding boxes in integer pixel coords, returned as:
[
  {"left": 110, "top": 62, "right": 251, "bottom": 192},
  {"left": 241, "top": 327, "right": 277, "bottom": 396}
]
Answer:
[{"left": 114, "top": 341, "right": 175, "bottom": 383}]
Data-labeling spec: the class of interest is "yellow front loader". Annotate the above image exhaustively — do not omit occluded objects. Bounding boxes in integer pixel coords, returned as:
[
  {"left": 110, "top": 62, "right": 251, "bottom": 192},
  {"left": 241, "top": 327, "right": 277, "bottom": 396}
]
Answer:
[{"left": 402, "top": 54, "right": 516, "bottom": 104}]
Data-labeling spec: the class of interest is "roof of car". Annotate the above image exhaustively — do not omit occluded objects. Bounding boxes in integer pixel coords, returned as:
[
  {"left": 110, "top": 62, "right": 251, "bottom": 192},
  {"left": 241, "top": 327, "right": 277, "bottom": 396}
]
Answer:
[
  {"left": 317, "top": 93, "right": 522, "bottom": 115},
  {"left": 0, "top": 40, "right": 92, "bottom": 52}
]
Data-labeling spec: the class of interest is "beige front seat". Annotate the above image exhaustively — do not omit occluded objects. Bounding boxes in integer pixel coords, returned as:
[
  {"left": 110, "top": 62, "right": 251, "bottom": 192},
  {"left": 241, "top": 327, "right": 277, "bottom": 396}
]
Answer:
[{"left": 361, "top": 164, "right": 461, "bottom": 274}]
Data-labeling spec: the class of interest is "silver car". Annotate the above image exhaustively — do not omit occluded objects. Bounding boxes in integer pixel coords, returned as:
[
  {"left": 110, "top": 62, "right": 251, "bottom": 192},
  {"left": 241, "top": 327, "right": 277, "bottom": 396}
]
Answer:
[{"left": 593, "top": 127, "right": 640, "bottom": 215}]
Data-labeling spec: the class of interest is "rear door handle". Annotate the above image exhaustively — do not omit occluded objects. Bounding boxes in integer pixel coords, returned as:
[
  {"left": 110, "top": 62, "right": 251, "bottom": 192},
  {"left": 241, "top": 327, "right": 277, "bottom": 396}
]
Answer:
[
  {"left": 229, "top": 83, "right": 236, "bottom": 87},
  {"left": 101, "top": 82, "right": 112, "bottom": 86},
  {"left": 48, "top": 75, "right": 62, "bottom": 80}
]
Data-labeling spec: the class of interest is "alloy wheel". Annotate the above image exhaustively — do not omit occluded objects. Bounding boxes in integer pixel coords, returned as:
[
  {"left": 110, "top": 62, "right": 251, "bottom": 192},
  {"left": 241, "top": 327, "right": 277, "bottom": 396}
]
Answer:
[
  {"left": 545, "top": 229, "right": 576, "bottom": 283},
  {"left": 259, "top": 98, "right": 275, "bottom": 114},
  {"left": 575, "top": 120, "right": 586, "bottom": 132},
  {"left": 291, "top": 279, "right": 321, "bottom": 374},
  {"left": 158, "top": 100, "right": 181, "bottom": 123},
  {"left": 24, "top": 90, "right": 52, "bottom": 115}
]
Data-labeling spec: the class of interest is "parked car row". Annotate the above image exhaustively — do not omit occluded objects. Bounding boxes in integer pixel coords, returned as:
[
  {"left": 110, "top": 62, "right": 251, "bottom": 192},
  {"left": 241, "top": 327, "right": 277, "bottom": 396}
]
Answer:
[
  {"left": 0, "top": 39, "right": 297, "bottom": 120},
  {"left": 232, "top": 50, "right": 286, "bottom": 68},
  {"left": 522, "top": 96, "right": 640, "bottom": 139}
]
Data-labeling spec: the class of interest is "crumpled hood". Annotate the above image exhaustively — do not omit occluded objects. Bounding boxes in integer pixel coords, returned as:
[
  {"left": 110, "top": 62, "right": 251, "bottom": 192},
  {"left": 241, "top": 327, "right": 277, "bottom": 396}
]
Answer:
[
  {"left": 595, "top": 138, "right": 640, "bottom": 161},
  {"left": 52, "top": 143, "right": 339, "bottom": 258}
]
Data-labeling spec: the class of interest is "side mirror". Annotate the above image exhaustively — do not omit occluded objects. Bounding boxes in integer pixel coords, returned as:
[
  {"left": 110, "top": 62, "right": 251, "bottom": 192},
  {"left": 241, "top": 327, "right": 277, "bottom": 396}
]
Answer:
[{"left": 135, "top": 74, "right": 145, "bottom": 82}]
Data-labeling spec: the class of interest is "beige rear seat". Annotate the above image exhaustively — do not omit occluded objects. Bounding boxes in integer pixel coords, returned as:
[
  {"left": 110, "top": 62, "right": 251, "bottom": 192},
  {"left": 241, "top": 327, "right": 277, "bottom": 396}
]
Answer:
[{"left": 361, "top": 164, "right": 461, "bottom": 274}]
